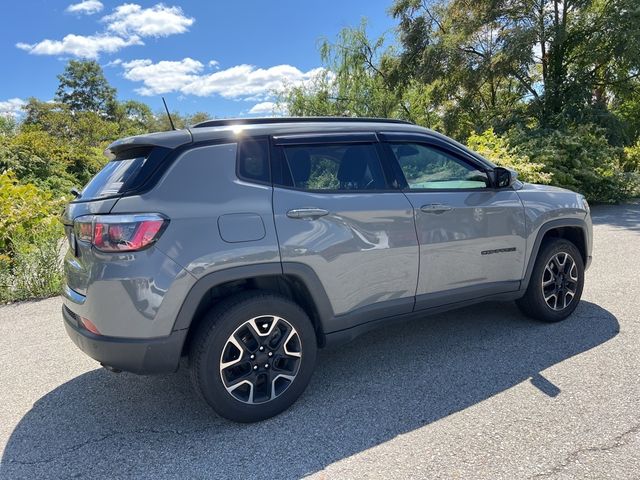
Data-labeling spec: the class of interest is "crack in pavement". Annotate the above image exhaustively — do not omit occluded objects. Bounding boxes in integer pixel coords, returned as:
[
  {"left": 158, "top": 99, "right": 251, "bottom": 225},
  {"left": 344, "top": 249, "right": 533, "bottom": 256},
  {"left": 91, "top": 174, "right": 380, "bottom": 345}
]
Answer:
[
  {"left": 529, "top": 423, "right": 640, "bottom": 479},
  {"left": 1, "top": 425, "right": 219, "bottom": 467}
]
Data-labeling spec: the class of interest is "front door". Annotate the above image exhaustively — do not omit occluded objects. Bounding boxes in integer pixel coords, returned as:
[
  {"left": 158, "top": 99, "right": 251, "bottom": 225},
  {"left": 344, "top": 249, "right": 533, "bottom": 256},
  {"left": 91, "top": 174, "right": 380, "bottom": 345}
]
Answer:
[{"left": 380, "top": 134, "right": 526, "bottom": 309}]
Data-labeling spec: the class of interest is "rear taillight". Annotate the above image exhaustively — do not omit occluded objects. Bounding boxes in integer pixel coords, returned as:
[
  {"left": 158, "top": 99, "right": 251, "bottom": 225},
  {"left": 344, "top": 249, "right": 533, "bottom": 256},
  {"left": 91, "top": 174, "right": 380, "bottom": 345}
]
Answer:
[{"left": 73, "top": 214, "right": 168, "bottom": 252}]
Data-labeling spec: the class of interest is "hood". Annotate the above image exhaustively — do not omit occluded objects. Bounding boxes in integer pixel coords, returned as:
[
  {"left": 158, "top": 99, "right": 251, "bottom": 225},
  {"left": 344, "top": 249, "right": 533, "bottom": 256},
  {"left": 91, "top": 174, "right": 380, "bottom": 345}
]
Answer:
[{"left": 517, "top": 182, "right": 577, "bottom": 195}]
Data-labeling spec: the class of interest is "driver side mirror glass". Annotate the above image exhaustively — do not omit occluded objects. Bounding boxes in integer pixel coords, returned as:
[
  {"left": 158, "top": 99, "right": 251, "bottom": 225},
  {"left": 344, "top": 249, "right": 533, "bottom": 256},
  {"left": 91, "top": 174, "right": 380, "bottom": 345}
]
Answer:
[{"left": 495, "top": 167, "right": 517, "bottom": 188}]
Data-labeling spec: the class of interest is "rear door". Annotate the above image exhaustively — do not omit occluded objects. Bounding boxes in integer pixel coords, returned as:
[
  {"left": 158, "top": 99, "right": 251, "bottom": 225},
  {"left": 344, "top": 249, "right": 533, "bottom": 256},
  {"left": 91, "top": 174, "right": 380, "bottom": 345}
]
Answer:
[
  {"left": 379, "top": 132, "right": 526, "bottom": 309},
  {"left": 270, "top": 133, "right": 419, "bottom": 332}
]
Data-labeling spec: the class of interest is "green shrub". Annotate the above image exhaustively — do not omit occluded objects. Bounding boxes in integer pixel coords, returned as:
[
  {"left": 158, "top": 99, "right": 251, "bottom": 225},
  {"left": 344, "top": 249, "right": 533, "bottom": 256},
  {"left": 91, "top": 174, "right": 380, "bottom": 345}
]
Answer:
[
  {"left": 0, "top": 129, "right": 82, "bottom": 194},
  {"left": 0, "top": 220, "right": 64, "bottom": 302},
  {"left": 0, "top": 171, "right": 64, "bottom": 255},
  {"left": 622, "top": 142, "right": 640, "bottom": 173},
  {"left": 508, "top": 125, "right": 636, "bottom": 203},
  {"left": 0, "top": 171, "right": 65, "bottom": 302},
  {"left": 466, "top": 129, "right": 552, "bottom": 184}
]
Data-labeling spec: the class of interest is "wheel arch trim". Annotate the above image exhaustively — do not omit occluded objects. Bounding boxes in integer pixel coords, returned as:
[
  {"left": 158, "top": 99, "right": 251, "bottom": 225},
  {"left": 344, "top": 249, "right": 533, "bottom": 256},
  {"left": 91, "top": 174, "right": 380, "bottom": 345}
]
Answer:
[
  {"left": 171, "top": 262, "right": 334, "bottom": 334},
  {"left": 522, "top": 218, "right": 588, "bottom": 291}
]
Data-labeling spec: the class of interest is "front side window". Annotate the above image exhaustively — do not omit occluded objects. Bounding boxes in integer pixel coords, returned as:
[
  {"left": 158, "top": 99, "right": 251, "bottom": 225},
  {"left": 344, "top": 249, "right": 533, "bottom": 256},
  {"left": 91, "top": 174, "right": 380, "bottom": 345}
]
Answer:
[
  {"left": 388, "top": 143, "right": 489, "bottom": 190},
  {"left": 278, "top": 143, "right": 386, "bottom": 191}
]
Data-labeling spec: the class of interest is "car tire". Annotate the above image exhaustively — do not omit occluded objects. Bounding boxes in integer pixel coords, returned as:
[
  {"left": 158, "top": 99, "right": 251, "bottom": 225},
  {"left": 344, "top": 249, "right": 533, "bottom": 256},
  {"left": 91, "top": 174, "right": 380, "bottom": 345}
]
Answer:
[
  {"left": 189, "top": 291, "right": 317, "bottom": 422},
  {"left": 516, "top": 238, "right": 585, "bottom": 322}
]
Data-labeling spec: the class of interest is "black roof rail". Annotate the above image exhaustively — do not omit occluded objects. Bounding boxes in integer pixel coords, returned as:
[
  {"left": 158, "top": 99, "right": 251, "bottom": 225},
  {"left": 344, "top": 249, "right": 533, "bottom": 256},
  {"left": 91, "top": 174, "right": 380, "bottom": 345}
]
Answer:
[{"left": 191, "top": 116, "right": 414, "bottom": 129}]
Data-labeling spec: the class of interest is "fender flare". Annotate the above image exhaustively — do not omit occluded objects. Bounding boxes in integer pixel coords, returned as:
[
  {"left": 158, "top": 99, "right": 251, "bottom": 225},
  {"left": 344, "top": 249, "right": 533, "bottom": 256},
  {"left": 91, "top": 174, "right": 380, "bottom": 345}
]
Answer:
[
  {"left": 521, "top": 218, "right": 588, "bottom": 291},
  {"left": 171, "top": 262, "right": 334, "bottom": 334}
]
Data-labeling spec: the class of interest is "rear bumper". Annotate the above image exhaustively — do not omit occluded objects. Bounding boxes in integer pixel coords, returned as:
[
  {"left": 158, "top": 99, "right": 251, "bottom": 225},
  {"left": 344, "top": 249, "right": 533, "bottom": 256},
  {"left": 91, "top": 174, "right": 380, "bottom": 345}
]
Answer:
[{"left": 63, "top": 305, "right": 187, "bottom": 375}]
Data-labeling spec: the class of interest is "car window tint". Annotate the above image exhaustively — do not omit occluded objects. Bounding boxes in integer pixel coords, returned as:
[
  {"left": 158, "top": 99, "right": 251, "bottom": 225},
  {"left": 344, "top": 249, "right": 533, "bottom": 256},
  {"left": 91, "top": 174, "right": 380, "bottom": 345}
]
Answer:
[
  {"left": 389, "top": 143, "right": 489, "bottom": 190},
  {"left": 81, "top": 156, "right": 147, "bottom": 199},
  {"left": 280, "top": 143, "right": 386, "bottom": 191},
  {"left": 238, "top": 138, "right": 270, "bottom": 183}
]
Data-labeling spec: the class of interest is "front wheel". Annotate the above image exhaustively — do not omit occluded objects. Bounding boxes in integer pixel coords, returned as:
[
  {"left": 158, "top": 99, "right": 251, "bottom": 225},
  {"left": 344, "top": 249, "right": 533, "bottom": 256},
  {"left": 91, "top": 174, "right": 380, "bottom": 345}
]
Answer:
[
  {"left": 189, "top": 291, "right": 317, "bottom": 422},
  {"left": 516, "top": 238, "right": 585, "bottom": 322}
]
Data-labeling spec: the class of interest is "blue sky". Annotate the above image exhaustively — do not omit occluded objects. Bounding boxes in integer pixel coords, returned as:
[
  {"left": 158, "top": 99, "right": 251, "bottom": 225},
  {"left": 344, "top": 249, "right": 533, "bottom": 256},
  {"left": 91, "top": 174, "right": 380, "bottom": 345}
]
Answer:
[{"left": 0, "top": 0, "right": 396, "bottom": 118}]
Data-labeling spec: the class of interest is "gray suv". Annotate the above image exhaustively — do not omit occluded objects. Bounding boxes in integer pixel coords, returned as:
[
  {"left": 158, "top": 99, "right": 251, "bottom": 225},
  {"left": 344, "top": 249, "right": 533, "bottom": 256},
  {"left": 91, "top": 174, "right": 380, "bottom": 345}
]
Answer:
[{"left": 61, "top": 118, "right": 592, "bottom": 422}]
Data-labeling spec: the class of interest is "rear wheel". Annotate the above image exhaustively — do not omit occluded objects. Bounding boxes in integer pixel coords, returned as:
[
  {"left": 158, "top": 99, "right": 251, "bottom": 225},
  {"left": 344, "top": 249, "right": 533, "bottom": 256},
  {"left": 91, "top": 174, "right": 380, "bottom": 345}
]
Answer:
[
  {"left": 517, "top": 238, "right": 585, "bottom": 322},
  {"left": 189, "top": 291, "right": 317, "bottom": 422}
]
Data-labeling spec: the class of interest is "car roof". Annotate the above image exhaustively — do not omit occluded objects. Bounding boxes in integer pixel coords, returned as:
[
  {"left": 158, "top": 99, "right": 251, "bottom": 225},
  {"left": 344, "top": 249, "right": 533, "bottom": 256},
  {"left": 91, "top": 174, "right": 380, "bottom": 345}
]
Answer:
[
  {"left": 106, "top": 117, "right": 495, "bottom": 168},
  {"left": 188, "top": 117, "right": 439, "bottom": 145},
  {"left": 106, "top": 117, "right": 426, "bottom": 155},
  {"left": 191, "top": 117, "right": 413, "bottom": 128}
]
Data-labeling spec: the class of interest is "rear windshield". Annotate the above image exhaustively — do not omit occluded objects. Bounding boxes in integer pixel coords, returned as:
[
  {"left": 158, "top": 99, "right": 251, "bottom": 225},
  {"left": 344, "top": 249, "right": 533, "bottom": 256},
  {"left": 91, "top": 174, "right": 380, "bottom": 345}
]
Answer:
[
  {"left": 76, "top": 146, "right": 170, "bottom": 201},
  {"left": 80, "top": 156, "right": 147, "bottom": 200}
]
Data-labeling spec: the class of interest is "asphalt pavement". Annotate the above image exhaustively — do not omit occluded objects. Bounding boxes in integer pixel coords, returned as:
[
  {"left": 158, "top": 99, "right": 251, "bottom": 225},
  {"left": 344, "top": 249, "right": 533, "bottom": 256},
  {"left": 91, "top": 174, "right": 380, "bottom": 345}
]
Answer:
[{"left": 1, "top": 203, "right": 638, "bottom": 479}]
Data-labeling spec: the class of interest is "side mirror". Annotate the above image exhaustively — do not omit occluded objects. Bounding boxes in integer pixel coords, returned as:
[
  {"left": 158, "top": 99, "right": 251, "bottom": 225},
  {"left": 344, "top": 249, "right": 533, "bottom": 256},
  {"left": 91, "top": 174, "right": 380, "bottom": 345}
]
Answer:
[{"left": 494, "top": 167, "right": 517, "bottom": 188}]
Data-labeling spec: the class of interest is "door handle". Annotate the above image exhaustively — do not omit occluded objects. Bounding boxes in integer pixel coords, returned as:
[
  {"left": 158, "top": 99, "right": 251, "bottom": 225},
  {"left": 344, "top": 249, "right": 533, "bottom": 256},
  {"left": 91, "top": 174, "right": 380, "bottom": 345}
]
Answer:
[
  {"left": 420, "top": 203, "right": 453, "bottom": 214},
  {"left": 286, "top": 208, "right": 329, "bottom": 219}
]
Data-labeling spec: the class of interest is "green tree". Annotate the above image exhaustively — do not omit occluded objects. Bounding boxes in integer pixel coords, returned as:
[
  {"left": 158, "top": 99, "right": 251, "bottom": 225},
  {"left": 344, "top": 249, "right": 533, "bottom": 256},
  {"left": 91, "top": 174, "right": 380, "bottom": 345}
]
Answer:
[
  {"left": 23, "top": 99, "right": 118, "bottom": 145},
  {"left": 0, "top": 116, "right": 17, "bottom": 136},
  {"left": 113, "top": 100, "right": 155, "bottom": 136},
  {"left": 278, "top": 21, "right": 404, "bottom": 118},
  {"left": 0, "top": 128, "right": 77, "bottom": 192},
  {"left": 390, "top": 0, "right": 640, "bottom": 135},
  {"left": 149, "top": 109, "right": 211, "bottom": 131},
  {"left": 390, "top": 0, "right": 534, "bottom": 138},
  {"left": 16, "top": 99, "right": 114, "bottom": 190},
  {"left": 55, "top": 60, "right": 117, "bottom": 117}
]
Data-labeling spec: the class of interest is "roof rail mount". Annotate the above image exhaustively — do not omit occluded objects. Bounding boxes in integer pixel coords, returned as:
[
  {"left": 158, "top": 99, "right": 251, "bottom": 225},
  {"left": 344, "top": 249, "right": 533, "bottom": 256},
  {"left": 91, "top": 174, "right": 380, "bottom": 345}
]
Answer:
[{"left": 192, "top": 116, "right": 414, "bottom": 129}]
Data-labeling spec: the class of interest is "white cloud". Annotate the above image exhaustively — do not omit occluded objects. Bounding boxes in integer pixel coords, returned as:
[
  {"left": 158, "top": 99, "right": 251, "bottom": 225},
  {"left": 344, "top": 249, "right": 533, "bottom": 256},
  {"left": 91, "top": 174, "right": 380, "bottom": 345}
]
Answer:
[
  {"left": 17, "top": 3, "right": 192, "bottom": 59},
  {"left": 17, "top": 34, "right": 142, "bottom": 59},
  {"left": 0, "top": 98, "right": 26, "bottom": 118},
  {"left": 184, "top": 64, "right": 324, "bottom": 98},
  {"left": 105, "top": 58, "right": 123, "bottom": 67},
  {"left": 103, "top": 4, "right": 194, "bottom": 38},
  {"left": 122, "top": 58, "right": 204, "bottom": 95},
  {"left": 121, "top": 58, "right": 326, "bottom": 100},
  {"left": 66, "top": 0, "right": 104, "bottom": 15},
  {"left": 248, "top": 101, "right": 286, "bottom": 115}
]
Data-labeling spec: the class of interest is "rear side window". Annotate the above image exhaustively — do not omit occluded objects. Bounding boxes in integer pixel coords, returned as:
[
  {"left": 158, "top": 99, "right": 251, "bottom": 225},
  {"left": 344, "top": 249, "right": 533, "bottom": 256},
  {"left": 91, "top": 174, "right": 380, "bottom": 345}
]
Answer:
[
  {"left": 237, "top": 138, "right": 270, "bottom": 184},
  {"left": 276, "top": 143, "right": 386, "bottom": 191}
]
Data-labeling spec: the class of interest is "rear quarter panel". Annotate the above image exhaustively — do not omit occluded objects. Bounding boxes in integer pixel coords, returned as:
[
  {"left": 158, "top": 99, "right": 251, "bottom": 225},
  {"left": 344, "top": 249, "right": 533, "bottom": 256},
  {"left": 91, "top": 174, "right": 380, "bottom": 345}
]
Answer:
[
  {"left": 110, "top": 143, "right": 280, "bottom": 335},
  {"left": 113, "top": 143, "right": 280, "bottom": 275}
]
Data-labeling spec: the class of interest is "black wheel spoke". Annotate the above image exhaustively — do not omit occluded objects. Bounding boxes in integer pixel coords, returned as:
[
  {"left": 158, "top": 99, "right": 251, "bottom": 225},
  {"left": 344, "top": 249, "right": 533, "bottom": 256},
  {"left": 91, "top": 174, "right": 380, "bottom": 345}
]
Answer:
[
  {"left": 223, "top": 363, "right": 253, "bottom": 386},
  {"left": 266, "top": 320, "right": 290, "bottom": 351},
  {"left": 235, "top": 327, "right": 260, "bottom": 353}
]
